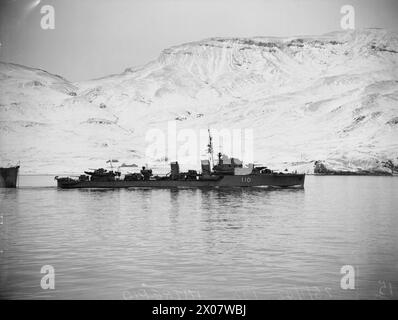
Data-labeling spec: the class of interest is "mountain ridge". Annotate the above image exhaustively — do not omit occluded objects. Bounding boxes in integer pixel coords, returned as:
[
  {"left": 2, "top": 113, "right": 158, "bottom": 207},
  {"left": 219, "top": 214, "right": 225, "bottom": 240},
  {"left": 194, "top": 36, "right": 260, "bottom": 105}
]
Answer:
[{"left": 0, "top": 29, "right": 397, "bottom": 174}]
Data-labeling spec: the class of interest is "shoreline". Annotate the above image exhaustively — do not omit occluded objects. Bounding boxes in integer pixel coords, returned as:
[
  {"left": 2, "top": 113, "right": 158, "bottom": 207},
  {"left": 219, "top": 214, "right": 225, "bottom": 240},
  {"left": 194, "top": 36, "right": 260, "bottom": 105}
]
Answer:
[
  {"left": 312, "top": 172, "right": 394, "bottom": 176},
  {"left": 17, "top": 173, "right": 397, "bottom": 177}
]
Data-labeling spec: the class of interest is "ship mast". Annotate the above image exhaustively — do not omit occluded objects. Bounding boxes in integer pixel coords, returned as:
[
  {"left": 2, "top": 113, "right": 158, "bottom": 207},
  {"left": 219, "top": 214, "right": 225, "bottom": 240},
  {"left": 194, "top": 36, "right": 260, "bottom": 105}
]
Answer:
[{"left": 207, "top": 129, "right": 214, "bottom": 168}]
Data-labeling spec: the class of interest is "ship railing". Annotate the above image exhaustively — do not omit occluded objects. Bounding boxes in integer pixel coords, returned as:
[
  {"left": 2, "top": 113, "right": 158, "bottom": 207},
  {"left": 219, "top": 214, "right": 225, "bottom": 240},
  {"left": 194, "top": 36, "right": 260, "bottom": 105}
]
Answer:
[{"left": 54, "top": 175, "right": 81, "bottom": 180}]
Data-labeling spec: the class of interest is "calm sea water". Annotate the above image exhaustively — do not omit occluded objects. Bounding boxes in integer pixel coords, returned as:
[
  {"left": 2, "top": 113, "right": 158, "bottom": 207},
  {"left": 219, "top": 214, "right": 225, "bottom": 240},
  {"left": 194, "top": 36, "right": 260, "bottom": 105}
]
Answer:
[{"left": 0, "top": 175, "right": 397, "bottom": 300}]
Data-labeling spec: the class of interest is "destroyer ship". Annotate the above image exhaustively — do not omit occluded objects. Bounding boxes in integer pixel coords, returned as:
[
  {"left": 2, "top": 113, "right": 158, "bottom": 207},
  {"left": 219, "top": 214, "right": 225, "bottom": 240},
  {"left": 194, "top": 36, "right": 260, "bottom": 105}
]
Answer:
[{"left": 55, "top": 132, "right": 305, "bottom": 189}]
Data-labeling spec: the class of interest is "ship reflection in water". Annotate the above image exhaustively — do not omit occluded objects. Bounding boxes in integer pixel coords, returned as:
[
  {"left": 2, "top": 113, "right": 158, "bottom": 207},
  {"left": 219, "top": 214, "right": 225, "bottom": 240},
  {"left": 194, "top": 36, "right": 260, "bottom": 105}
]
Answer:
[{"left": 0, "top": 175, "right": 397, "bottom": 299}]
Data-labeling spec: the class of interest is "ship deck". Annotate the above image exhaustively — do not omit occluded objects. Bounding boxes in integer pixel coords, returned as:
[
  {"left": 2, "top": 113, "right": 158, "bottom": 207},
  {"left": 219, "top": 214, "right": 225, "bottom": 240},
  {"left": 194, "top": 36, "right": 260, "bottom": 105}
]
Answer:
[{"left": 57, "top": 174, "right": 305, "bottom": 189}]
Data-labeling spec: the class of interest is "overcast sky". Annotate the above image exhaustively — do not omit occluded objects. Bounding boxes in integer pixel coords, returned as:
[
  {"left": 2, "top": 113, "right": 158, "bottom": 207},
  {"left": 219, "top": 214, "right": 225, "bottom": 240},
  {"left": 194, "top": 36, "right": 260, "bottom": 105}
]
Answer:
[{"left": 0, "top": 0, "right": 397, "bottom": 81}]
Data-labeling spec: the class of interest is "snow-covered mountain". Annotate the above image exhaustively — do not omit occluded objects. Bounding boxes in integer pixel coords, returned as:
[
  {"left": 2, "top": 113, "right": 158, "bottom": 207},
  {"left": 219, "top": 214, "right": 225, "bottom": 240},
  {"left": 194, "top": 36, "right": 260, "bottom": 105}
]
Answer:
[{"left": 1, "top": 28, "right": 397, "bottom": 174}]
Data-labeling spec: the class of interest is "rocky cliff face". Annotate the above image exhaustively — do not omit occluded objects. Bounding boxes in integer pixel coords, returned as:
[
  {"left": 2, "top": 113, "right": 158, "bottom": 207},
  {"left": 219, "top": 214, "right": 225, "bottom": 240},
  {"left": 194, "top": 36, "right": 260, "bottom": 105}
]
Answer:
[{"left": 1, "top": 29, "right": 397, "bottom": 173}]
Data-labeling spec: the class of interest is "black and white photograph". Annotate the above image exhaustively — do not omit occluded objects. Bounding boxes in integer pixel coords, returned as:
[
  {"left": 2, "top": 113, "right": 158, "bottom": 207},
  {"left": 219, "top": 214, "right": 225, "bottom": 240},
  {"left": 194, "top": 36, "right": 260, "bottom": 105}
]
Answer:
[{"left": 0, "top": 0, "right": 397, "bottom": 305}]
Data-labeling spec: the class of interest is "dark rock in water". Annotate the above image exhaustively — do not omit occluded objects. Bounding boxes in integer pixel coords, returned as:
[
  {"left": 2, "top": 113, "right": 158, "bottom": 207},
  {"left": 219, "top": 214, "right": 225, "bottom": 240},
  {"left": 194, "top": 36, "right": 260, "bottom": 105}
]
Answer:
[
  {"left": 382, "top": 159, "right": 397, "bottom": 174},
  {"left": 313, "top": 160, "right": 392, "bottom": 176},
  {"left": 314, "top": 161, "right": 329, "bottom": 174}
]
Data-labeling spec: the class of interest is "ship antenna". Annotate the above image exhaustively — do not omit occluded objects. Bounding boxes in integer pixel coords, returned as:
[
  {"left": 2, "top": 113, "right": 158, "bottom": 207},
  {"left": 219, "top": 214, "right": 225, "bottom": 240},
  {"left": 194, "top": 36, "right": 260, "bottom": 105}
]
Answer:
[{"left": 207, "top": 128, "right": 214, "bottom": 168}]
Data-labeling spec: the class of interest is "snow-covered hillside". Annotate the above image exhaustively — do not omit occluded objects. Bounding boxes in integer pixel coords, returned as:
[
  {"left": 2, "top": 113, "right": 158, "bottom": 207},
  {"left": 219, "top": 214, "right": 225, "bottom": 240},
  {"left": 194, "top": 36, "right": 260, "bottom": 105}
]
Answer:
[{"left": 1, "top": 29, "right": 397, "bottom": 174}]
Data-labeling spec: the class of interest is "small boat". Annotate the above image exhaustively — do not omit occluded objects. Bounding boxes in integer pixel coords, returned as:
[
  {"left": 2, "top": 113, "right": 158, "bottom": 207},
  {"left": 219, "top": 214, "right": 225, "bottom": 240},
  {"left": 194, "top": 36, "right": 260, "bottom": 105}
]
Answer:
[{"left": 0, "top": 165, "right": 20, "bottom": 188}]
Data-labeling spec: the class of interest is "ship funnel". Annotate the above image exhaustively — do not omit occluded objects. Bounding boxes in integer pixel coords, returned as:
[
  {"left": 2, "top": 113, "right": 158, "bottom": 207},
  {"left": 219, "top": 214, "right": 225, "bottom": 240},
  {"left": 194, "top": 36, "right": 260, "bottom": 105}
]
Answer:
[
  {"left": 201, "top": 160, "right": 211, "bottom": 176},
  {"left": 171, "top": 161, "right": 180, "bottom": 180}
]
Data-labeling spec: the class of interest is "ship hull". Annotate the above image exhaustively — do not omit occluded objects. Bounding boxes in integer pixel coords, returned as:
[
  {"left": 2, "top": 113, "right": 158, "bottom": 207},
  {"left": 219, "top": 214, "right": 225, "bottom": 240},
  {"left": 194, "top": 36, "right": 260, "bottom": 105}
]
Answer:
[
  {"left": 56, "top": 174, "right": 305, "bottom": 189},
  {"left": 0, "top": 166, "right": 20, "bottom": 188}
]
